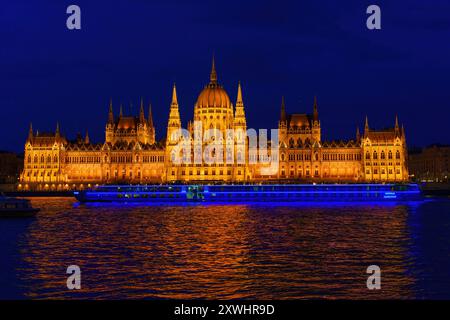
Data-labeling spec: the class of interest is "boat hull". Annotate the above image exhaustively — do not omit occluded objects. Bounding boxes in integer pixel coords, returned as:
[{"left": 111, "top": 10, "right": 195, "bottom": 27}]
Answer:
[{"left": 74, "top": 184, "right": 423, "bottom": 203}]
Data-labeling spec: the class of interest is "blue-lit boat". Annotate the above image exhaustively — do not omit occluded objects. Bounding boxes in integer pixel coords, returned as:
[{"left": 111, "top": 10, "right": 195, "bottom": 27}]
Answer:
[{"left": 74, "top": 184, "right": 422, "bottom": 203}]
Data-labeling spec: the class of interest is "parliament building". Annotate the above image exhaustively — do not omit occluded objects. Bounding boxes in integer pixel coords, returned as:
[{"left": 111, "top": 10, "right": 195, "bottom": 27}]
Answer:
[{"left": 19, "top": 59, "right": 409, "bottom": 190}]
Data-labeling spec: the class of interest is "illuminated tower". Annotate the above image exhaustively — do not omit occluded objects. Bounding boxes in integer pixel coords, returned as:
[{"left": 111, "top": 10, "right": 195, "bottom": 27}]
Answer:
[
  {"left": 166, "top": 84, "right": 181, "bottom": 145},
  {"left": 233, "top": 81, "right": 247, "bottom": 132},
  {"left": 148, "top": 103, "right": 155, "bottom": 144},
  {"left": 137, "top": 98, "right": 150, "bottom": 144},
  {"left": 233, "top": 81, "right": 247, "bottom": 166},
  {"left": 105, "top": 99, "right": 114, "bottom": 143},
  {"left": 311, "top": 96, "right": 321, "bottom": 142},
  {"left": 278, "top": 96, "right": 287, "bottom": 143}
]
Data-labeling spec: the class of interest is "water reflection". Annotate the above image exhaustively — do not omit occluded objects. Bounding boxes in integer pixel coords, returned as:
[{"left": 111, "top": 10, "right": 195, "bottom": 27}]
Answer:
[{"left": 7, "top": 198, "right": 449, "bottom": 299}]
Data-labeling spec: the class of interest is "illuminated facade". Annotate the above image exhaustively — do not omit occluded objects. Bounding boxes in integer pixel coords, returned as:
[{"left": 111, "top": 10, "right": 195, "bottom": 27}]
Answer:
[
  {"left": 409, "top": 145, "right": 450, "bottom": 182},
  {"left": 19, "top": 59, "right": 409, "bottom": 190}
]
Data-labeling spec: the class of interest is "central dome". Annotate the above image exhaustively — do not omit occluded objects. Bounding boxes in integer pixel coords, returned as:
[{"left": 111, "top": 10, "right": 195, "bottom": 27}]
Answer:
[
  {"left": 196, "top": 84, "right": 231, "bottom": 109},
  {"left": 195, "top": 58, "right": 232, "bottom": 110},
  {"left": 193, "top": 57, "right": 234, "bottom": 132}
]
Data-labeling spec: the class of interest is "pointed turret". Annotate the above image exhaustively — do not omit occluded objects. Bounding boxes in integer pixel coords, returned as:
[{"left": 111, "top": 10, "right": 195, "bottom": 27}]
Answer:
[
  {"left": 55, "top": 122, "right": 60, "bottom": 138},
  {"left": 85, "top": 130, "right": 90, "bottom": 144},
  {"left": 139, "top": 98, "right": 145, "bottom": 122},
  {"left": 148, "top": 103, "right": 155, "bottom": 144},
  {"left": 169, "top": 84, "right": 180, "bottom": 124},
  {"left": 108, "top": 99, "right": 114, "bottom": 123},
  {"left": 171, "top": 83, "right": 178, "bottom": 106},
  {"left": 313, "top": 96, "right": 319, "bottom": 122},
  {"left": 148, "top": 103, "right": 154, "bottom": 128},
  {"left": 28, "top": 123, "right": 33, "bottom": 141},
  {"left": 210, "top": 55, "right": 217, "bottom": 85},
  {"left": 167, "top": 83, "right": 181, "bottom": 144},
  {"left": 234, "top": 81, "right": 247, "bottom": 129},
  {"left": 280, "top": 96, "right": 287, "bottom": 122},
  {"left": 364, "top": 115, "right": 369, "bottom": 133},
  {"left": 236, "top": 81, "right": 243, "bottom": 107},
  {"left": 394, "top": 115, "right": 400, "bottom": 135},
  {"left": 356, "top": 126, "right": 361, "bottom": 141},
  {"left": 119, "top": 104, "right": 123, "bottom": 118}
]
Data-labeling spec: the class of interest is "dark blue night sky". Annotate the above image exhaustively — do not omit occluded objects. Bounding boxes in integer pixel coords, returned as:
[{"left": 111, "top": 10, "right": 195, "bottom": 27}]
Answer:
[{"left": 1, "top": 0, "right": 449, "bottom": 152}]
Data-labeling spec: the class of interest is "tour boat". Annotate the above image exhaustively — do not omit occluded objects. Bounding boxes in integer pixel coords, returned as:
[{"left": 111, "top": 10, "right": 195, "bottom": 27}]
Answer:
[
  {"left": 74, "top": 183, "right": 422, "bottom": 203},
  {"left": 0, "top": 193, "right": 40, "bottom": 217}
]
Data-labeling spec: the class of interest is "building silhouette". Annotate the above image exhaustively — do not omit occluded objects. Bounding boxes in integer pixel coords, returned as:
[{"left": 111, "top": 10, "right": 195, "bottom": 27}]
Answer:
[{"left": 19, "top": 59, "right": 409, "bottom": 190}]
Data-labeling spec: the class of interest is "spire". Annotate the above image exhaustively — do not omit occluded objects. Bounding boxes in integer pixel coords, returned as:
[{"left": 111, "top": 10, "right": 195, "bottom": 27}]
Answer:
[
  {"left": 167, "top": 84, "right": 181, "bottom": 143},
  {"left": 234, "top": 81, "right": 246, "bottom": 128},
  {"left": 395, "top": 114, "right": 399, "bottom": 129},
  {"left": 171, "top": 83, "right": 178, "bottom": 106},
  {"left": 236, "top": 81, "right": 243, "bottom": 106},
  {"left": 85, "top": 130, "right": 90, "bottom": 144},
  {"left": 356, "top": 126, "right": 360, "bottom": 141},
  {"left": 28, "top": 122, "right": 33, "bottom": 140},
  {"left": 210, "top": 55, "right": 217, "bottom": 84},
  {"left": 108, "top": 99, "right": 114, "bottom": 123},
  {"left": 119, "top": 104, "right": 123, "bottom": 118},
  {"left": 148, "top": 103, "right": 154, "bottom": 128},
  {"left": 364, "top": 115, "right": 369, "bottom": 132},
  {"left": 148, "top": 103, "right": 156, "bottom": 144},
  {"left": 140, "top": 98, "right": 145, "bottom": 122},
  {"left": 55, "top": 122, "right": 60, "bottom": 138},
  {"left": 280, "top": 96, "right": 287, "bottom": 122},
  {"left": 313, "top": 96, "right": 319, "bottom": 121},
  {"left": 168, "top": 83, "right": 181, "bottom": 123}
]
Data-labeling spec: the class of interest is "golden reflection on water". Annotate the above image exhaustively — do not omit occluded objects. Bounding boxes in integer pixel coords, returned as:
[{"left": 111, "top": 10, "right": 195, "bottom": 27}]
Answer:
[{"left": 17, "top": 198, "right": 418, "bottom": 299}]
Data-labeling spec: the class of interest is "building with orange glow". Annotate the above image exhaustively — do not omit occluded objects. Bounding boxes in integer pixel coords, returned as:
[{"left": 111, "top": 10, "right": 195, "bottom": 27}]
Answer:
[
  {"left": 19, "top": 59, "right": 409, "bottom": 190},
  {"left": 409, "top": 145, "right": 450, "bottom": 182}
]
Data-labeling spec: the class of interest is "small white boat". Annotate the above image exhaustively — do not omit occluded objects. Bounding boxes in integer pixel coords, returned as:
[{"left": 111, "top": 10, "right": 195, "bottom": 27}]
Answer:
[{"left": 0, "top": 193, "right": 40, "bottom": 218}]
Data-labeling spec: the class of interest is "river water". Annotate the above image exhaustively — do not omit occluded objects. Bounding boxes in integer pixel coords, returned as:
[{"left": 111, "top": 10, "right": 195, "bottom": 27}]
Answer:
[{"left": 1, "top": 197, "right": 449, "bottom": 299}]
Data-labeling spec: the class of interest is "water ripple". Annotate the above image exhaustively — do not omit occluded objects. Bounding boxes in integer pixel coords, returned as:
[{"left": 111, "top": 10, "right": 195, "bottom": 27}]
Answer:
[{"left": 3, "top": 198, "right": 449, "bottom": 299}]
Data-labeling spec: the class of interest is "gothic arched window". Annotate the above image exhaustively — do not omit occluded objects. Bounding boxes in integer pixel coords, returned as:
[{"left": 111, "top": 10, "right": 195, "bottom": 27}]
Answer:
[
  {"left": 388, "top": 151, "right": 393, "bottom": 159},
  {"left": 365, "top": 152, "right": 370, "bottom": 160},
  {"left": 289, "top": 138, "right": 294, "bottom": 148},
  {"left": 373, "top": 151, "right": 378, "bottom": 160},
  {"left": 396, "top": 151, "right": 401, "bottom": 159},
  {"left": 28, "top": 155, "right": 31, "bottom": 163},
  {"left": 381, "top": 151, "right": 385, "bottom": 159}
]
